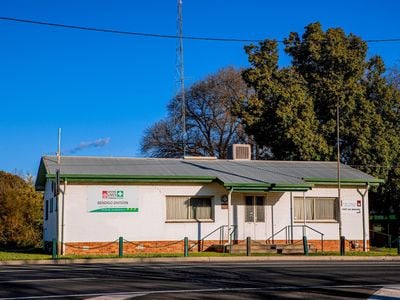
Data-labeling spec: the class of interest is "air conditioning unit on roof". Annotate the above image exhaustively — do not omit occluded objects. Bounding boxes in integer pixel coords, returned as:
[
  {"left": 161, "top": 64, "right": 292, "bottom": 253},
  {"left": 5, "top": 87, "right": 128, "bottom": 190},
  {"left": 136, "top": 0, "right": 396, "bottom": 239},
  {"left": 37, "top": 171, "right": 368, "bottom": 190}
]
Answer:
[{"left": 228, "top": 144, "right": 252, "bottom": 160}]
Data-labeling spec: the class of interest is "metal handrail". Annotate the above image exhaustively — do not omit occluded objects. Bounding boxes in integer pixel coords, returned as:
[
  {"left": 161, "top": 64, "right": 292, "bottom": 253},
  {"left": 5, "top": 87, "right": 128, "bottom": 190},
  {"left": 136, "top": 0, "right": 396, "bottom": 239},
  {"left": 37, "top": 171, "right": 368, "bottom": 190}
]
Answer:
[
  {"left": 227, "top": 225, "right": 238, "bottom": 253},
  {"left": 369, "top": 229, "right": 393, "bottom": 248},
  {"left": 266, "top": 225, "right": 324, "bottom": 252},
  {"left": 189, "top": 225, "right": 237, "bottom": 251},
  {"left": 266, "top": 226, "right": 289, "bottom": 244},
  {"left": 369, "top": 229, "right": 391, "bottom": 237},
  {"left": 296, "top": 224, "right": 325, "bottom": 237}
]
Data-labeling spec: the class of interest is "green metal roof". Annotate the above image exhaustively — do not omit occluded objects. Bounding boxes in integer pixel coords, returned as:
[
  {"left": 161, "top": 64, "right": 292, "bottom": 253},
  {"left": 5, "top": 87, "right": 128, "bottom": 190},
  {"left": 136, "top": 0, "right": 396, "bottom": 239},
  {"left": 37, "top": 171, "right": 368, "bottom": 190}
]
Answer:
[{"left": 35, "top": 155, "right": 382, "bottom": 192}]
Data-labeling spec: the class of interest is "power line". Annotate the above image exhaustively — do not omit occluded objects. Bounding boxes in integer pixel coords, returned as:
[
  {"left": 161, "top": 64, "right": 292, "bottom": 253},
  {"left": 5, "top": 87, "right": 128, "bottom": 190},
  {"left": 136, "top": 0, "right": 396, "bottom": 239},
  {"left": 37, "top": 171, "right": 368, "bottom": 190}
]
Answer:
[
  {"left": 1, "top": 16, "right": 400, "bottom": 44},
  {"left": 0, "top": 16, "right": 260, "bottom": 43}
]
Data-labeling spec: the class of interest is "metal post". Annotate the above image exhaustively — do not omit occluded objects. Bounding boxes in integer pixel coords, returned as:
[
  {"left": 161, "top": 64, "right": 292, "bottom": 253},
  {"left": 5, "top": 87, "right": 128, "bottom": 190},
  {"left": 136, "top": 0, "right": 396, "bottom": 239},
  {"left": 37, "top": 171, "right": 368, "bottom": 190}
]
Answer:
[
  {"left": 303, "top": 236, "right": 309, "bottom": 256},
  {"left": 357, "top": 186, "right": 368, "bottom": 252},
  {"left": 227, "top": 188, "right": 233, "bottom": 246},
  {"left": 337, "top": 104, "right": 343, "bottom": 249},
  {"left": 271, "top": 204, "right": 274, "bottom": 244},
  {"left": 119, "top": 237, "right": 123, "bottom": 257},
  {"left": 389, "top": 235, "right": 392, "bottom": 251},
  {"left": 397, "top": 237, "right": 400, "bottom": 255},
  {"left": 290, "top": 192, "right": 293, "bottom": 244},
  {"left": 340, "top": 236, "right": 346, "bottom": 256},
  {"left": 246, "top": 236, "right": 251, "bottom": 256},
  {"left": 184, "top": 237, "right": 188, "bottom": 257},
  {"left": 303, "top": 192, "right": 306, "bottom": 237},
  {"left": 52, "top": 238, "right": 57, "bottom": 259}
]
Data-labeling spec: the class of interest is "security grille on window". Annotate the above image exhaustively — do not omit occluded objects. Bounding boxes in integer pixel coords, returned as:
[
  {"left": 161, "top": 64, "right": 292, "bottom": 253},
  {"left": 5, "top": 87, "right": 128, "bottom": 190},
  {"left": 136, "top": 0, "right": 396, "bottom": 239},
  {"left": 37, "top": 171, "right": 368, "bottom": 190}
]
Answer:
[
  {"left": 294, "top": 197, "right": 337, "bottom": 221},
  {"left": 166, "top": 196, "right": 213, "bottom": 221},
  {"left": 245, "top": 196, "right": 265, "bottom": 222}
]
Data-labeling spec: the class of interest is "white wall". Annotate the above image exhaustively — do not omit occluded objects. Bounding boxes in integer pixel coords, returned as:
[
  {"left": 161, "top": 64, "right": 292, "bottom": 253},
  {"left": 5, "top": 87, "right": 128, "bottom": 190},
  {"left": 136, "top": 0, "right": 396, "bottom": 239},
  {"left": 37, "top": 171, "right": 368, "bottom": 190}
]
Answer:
[
  {"left": 44, "top": 180, "right": 369, "bottom": 243},
  {"left": 291, "top": 187, "right": 369, "bottom": 241},
  {"left": 62, "top": 182, "right": 228, "bottom": 242}
]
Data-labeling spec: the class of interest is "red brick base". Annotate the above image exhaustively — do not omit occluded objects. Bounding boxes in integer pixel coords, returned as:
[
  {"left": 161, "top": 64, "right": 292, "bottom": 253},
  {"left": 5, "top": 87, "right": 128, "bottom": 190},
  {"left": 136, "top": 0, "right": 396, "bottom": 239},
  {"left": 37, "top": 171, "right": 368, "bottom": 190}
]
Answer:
[
  {"left": 64, "top": 239, "right": 221, "bottom": 255},
  {"left": 63, "top": 239, "right": 370, "bottom": 255},
  {"left": 266, "top": 239, "right": 370, "bottom": 252}
]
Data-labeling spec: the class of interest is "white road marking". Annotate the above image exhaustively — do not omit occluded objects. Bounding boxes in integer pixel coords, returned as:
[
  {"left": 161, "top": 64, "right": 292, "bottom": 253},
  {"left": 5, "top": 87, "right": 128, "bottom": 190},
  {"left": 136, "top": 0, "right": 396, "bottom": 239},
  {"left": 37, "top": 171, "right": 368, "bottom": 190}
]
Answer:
[
  {"left": 0, "top": 277, "right": 97, "bottom": 284},
  {"left": 368, "top": 285, "right": 400, "bottom": 299}
]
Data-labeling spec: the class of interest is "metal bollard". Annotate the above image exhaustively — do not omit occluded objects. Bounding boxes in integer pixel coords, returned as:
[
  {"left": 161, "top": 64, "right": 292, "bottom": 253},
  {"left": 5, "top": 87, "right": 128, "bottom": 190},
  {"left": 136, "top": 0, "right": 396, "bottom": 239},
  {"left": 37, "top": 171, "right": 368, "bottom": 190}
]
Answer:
[
  {"left": 246, "top": 236, "right": 251, "bottom": 256},
  {"left": 303, "top": 236, "right": 309, "bottom": 256},
  {"left": 340, "top": 236, "right": 346, "bottom": 256},
  {"left": 52, "top": 238, "right": 57, "bottom": 259},
  {"left": 397, "top": 237, "right": 400, "bottom": 255},
  {"left": 184, "top": 237, "right": 189, "bottom": 257},
  {"left": 119, "top": 237, "right": 123, "bottom": 257}
]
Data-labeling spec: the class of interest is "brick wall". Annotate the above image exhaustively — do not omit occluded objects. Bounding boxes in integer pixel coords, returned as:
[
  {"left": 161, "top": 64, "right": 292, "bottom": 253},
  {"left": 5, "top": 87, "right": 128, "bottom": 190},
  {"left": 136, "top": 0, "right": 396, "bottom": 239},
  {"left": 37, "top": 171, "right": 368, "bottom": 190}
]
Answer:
[
  {"left": 64, "top": 239, "right": 222, "bottom": 255},
  {"left": 265, "top": 239, "right": 369, "bottom": 252},
  {"left": 63, "top": 238, "right": 370, "bottom": 255}
]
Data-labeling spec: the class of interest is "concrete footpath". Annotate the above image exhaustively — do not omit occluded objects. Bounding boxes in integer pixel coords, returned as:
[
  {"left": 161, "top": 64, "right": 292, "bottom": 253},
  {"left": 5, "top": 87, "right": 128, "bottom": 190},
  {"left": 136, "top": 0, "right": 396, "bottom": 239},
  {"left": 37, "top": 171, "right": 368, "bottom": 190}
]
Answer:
[{"left": 1, "top": 255, "right": 400, "bottom": 265}]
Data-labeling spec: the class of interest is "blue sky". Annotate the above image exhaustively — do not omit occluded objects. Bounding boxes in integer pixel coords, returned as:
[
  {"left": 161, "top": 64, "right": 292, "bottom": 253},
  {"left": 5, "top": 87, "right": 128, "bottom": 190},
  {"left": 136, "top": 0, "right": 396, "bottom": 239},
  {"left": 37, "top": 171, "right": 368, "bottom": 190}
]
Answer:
[{"left": 1, "top": 0, "right": 399, "bottom": 176}]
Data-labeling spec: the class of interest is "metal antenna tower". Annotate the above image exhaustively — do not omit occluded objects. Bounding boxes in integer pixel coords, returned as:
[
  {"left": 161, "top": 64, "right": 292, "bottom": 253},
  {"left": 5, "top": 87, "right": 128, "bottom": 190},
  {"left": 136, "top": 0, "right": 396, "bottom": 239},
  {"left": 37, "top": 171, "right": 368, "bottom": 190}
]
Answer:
[{"left": 177, "top": 0, "right": 186, "bottom": 157}]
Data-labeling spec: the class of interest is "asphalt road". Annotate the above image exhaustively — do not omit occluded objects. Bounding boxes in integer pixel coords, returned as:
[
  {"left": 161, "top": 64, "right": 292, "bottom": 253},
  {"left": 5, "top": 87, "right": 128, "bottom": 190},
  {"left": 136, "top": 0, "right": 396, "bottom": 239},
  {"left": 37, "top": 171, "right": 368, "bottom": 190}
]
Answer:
[{"left": 1, "top": 260, "right": 400, "bottom": 299}]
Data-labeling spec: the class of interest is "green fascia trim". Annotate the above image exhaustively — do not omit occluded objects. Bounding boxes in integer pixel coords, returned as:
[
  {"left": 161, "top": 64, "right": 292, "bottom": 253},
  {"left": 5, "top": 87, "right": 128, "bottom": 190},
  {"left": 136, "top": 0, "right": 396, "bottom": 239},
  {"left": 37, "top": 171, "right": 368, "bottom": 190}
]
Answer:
[
  {"left": 304, "top": 177, "right": 384, "bottom": 185},
  {"left": 268, "top": 183, "right": 313, "bottom": 192},
  {"left": 224, "top": 182, "right": 312, "bottom": 192},
  {"left": 273, "top": 183, "right": 314, "bottom": 189},
  {"left": 306, "top": 181, "right": 380, "bottom": 187},
  {"left": 45, "top": 174, "right": 216, "bottom": 183},
  {"left": 270, "top": 187, "right": 310, "bottom": 192},
  {"left": 223, "top": 182, "right": 271, "bottom": 188},
  {"left": 232, "top": 190, "right": 270, "bottom": 193}
]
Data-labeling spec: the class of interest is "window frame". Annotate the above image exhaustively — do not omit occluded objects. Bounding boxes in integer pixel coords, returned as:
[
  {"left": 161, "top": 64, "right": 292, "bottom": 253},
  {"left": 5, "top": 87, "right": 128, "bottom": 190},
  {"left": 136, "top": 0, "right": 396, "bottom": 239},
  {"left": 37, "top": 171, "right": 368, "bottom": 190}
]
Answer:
[
  {"left": 165, "top": 195, "right": 214, "bottom": 222},
  {"left": 294, "top": 197, "right": 338, "bottom": 222},
  {"left": 244, "top": 195, "right": 265, "bottom": 223}
]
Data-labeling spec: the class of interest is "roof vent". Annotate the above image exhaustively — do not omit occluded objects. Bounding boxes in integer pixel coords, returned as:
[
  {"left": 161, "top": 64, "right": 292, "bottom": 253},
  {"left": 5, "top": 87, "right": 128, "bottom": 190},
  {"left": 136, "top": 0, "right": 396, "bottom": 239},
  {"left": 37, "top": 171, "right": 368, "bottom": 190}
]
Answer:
[{"left": 228, "top": 144, "right": 251, "bottom": 160}]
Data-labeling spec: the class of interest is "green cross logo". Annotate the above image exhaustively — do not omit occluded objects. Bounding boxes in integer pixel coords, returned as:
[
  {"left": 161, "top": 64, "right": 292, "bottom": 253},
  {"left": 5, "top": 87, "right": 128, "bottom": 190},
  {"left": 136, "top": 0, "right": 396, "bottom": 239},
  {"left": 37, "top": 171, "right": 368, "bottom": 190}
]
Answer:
[{"left": 117, "top": 190, "right": 124, "bottom": 198}]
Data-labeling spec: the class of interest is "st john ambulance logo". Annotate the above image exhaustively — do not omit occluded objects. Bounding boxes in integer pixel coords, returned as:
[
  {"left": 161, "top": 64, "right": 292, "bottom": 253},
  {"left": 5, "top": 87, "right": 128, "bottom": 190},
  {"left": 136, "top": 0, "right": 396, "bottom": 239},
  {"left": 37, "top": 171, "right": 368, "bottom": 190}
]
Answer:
[{"left": 102, "top": 190, "right": 124, "bottom": 199}]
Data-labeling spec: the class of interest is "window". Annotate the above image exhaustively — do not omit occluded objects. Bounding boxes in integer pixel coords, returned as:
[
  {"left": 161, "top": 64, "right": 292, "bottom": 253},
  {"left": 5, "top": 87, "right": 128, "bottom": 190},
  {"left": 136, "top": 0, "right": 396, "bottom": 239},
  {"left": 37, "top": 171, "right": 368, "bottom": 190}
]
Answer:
[
  {"left": 166, "top": 196, "right": 213, "bottom": 221},
  {"left": 294, "top": 197, "right": 337, "bottom": 221},
  {"left": 245, "top": 196, "right": 265, "bottom": 222},
  {"left": 50, "top": 197, "right": 53, "bottom": 213}
]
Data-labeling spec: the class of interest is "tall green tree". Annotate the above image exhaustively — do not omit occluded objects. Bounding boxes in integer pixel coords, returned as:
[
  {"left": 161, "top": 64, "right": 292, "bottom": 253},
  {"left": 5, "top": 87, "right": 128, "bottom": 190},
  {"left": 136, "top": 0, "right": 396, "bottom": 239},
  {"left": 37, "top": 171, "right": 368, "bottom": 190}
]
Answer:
[
  {"left": 0, "top": 171, "right": 43, "bottom": 248},
  {"left": 239, "top": 22, "right": 400, "bottom": 221},
  {"left": 141, "top": 67, "right": 252, "bottom": 158}
]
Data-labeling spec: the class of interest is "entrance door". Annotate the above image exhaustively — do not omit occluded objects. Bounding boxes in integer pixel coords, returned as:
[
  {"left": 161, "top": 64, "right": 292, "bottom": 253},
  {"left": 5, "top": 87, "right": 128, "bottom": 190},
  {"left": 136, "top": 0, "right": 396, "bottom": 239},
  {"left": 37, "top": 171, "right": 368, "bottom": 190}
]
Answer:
[{"left": 244, "top": 196, "right": 265, "bottom": 240}]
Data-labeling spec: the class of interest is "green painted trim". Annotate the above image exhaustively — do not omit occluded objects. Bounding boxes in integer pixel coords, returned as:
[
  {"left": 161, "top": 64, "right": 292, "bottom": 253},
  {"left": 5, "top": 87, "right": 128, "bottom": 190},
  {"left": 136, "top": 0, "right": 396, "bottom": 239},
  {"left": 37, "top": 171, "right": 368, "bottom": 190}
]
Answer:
[
  {"left": 273, "top": 183, "right": 314, "bottom": 188},
  {"left": 306, "top": 181, "right": 380, "bottom": 187},
  {"left": 45, "top": 174, "right": 216, "bottom": 184},
  {"left": 304, "top": 177, "right": 384, "bottom": 184},
  {"left": 270, "top": 187, "right": 310, "bottom": 192},
  {"left": 223, "top": 182, "right": 271, "bottom": 188},
  {"left": 231, "top": 190, "right": 270, "bottom": 193}
]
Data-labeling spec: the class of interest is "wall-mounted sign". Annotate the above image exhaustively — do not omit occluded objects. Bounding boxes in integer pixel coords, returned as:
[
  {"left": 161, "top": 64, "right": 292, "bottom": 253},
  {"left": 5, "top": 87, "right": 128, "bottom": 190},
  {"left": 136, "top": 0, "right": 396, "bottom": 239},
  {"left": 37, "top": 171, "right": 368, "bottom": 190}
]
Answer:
[
  {"left": 342, "top": 199, "right": 361, "bottom": 214},
  {"left": 87, "top": 186, "right": 139, "bottom": 213}
]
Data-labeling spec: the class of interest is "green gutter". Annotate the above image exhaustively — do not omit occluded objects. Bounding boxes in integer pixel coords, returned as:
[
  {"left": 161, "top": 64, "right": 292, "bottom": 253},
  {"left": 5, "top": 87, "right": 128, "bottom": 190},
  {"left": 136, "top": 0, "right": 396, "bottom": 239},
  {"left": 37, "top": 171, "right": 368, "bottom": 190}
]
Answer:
[
  {"left": 269, "top": 183, "right": 313, "bottom": 192},
  {"left": 304, "top": 177, "right": 384, "bottom": 186},
  {"left": 270, "top": 187, "right": 310, "bottom": 192},
  {"left": 45, "top": 174, "right": 216, "bottom": 183},
  {"left": 223, "top": 182, "right": 271, "bottom": 188}
]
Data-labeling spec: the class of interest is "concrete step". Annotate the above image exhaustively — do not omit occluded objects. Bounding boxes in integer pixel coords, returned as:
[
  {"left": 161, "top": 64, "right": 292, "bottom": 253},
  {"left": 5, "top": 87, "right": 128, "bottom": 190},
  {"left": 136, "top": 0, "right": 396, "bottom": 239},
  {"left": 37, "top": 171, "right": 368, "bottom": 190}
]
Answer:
[
  {"left": 230, "top": 246, "right": 278, "bottom": 254},
  {"left": 227, "top": 242, "right": 317, "bottom": 254}
]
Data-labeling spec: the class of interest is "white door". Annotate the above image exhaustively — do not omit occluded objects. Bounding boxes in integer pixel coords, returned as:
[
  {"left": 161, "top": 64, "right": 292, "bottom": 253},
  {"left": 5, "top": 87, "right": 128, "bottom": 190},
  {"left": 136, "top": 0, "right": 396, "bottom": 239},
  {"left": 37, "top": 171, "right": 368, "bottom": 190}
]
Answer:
[{"left": 244, "top": 196, "right": 266, "bottom": 241}]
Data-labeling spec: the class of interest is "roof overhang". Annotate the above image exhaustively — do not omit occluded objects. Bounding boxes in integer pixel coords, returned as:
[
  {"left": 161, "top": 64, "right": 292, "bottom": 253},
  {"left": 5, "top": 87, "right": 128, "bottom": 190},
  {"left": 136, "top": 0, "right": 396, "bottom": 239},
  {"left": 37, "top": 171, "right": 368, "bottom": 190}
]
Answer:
[{"left": 223, "top": 182, "right": 313, "bottom": 192}]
